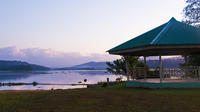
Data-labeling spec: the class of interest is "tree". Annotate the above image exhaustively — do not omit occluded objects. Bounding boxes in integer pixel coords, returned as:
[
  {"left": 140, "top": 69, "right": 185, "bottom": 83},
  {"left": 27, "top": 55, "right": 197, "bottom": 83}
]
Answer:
[
  {"left": 106, "top": 56, "right": 145, "bottom": 79},
  {"left": 188, "top": 56, "right": 200, "bottom": 66},
  {"left": 183, "top": 0, "right": 200, "bottom": 66},
  {"left": 183, "top": 0, "right": 200, "bottom": 26},
  {"left": 106, "top": 57, "right": 126, "bottom": 75}
]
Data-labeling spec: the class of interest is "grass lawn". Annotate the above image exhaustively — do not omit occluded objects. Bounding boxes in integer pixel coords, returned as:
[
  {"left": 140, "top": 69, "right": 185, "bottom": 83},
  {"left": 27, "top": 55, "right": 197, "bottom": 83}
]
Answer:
[{"left": 0, "top": 83, "right": 200, "bottom": 112}]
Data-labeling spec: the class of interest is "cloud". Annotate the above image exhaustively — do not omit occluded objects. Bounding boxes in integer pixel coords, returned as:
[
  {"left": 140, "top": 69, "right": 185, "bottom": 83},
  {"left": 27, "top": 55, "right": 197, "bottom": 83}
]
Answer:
[{"left": 0, "top": 46, "right": 119, "bottom": 67}]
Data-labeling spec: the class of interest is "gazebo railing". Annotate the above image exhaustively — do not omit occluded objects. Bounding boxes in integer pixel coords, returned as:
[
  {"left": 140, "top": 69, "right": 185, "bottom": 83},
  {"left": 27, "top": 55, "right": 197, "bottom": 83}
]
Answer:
[
  {"left": 163, "top": 66, "right": 200, "bottom": 80},
  {"left": 129, "top": 66, "right": 200, "bottom": 80}
]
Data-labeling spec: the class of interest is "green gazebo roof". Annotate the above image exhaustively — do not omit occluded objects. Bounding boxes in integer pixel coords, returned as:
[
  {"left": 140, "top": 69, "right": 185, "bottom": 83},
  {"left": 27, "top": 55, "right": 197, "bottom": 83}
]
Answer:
[{"left": 108, "top": 17, "right": 200, "bottom": 56}]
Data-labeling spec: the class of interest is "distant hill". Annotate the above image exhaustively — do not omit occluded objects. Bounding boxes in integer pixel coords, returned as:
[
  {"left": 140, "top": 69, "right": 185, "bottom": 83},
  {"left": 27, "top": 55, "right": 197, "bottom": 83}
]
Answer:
[
  {"left": 58, "top": 57, "right": 185, "bottom": 70},
  {"left": 0, "top": 60, "right": 50, "bottom": 71},
  {"left": 58, "top": 61, "right": 108, "bottom": 70},
  {"left": 141, "top": 58, "right": 184, "bottom": 68}
]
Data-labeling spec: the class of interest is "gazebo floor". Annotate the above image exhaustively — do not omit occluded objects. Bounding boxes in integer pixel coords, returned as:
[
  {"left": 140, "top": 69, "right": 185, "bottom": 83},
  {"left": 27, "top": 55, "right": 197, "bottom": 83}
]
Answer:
[{"left": 127, "top": 78, "right": 200, "bottom": 88}]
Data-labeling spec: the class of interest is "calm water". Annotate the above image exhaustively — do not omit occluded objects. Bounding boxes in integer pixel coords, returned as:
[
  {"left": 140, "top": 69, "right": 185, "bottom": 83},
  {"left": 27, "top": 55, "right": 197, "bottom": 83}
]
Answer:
[{"left": 0, "top": 70, "right": 122, "bottom": 90}]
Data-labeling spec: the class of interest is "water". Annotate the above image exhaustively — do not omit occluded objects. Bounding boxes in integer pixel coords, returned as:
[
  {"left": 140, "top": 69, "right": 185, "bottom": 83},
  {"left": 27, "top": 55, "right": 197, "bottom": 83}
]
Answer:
[{"left": 0, "top": 70, "right": 123, "bottom": 90}]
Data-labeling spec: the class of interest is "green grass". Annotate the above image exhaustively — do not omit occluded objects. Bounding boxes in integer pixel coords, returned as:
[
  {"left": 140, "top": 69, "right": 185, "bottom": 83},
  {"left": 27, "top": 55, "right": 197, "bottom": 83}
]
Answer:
[{"left": 0, "top": 84, "right": 200, "bottom": 112}]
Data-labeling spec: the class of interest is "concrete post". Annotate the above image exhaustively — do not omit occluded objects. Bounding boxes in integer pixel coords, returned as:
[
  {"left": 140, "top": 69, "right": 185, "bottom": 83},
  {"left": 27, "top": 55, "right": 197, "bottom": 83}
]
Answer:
[{"left": 107, "top": 78, "right": 110, "bottom": 86}]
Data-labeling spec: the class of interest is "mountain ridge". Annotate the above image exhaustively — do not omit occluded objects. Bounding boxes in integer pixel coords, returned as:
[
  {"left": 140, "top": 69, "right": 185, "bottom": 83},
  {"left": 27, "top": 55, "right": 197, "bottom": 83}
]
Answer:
[{"left": 0, "top": 60, "right": 50, "bottom": 71}]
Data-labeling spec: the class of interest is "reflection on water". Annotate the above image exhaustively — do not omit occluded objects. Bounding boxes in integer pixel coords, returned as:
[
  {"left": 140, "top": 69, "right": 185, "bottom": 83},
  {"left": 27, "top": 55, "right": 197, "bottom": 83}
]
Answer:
[
  {"left": 0, "top": 71, "right": 49, "bottom": 81},
  {"left": 0, "top": 70, "right": 122, "bottom": 90},
  {"left": 0, "top": 85, "right": 87, "bottom": 90}
]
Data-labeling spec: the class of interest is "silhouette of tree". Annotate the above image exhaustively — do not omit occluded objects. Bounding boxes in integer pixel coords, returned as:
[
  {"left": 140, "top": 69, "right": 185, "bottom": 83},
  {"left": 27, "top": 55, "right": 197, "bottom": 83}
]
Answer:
[
  {"left": 106, "top": 56, "right": 145, "bottom": 78},
  {"left": 183, "top": 0, "right": 200, "bottom": 66}
]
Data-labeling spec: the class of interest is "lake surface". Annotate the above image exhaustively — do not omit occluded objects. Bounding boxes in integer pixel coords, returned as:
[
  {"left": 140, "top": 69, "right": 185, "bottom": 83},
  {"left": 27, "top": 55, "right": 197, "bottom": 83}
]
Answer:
[{"left": 0, "top": 70, "right": 123, "bottom": 90}]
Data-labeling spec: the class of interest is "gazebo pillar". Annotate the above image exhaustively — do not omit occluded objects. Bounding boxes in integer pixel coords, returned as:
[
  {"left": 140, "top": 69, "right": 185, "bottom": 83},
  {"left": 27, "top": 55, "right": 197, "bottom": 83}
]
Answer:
[
  {"left": 184, "top": 55, "right": 188, "bottom": 78},
  {"left": 159, "top": 56, "right": 163, "bottom": 83},
  {"left": 144, "top": 56, "right": 147, "bottom": 79},
  {"left": 125, "top": 60, "right": 129, "bottom": 81}
]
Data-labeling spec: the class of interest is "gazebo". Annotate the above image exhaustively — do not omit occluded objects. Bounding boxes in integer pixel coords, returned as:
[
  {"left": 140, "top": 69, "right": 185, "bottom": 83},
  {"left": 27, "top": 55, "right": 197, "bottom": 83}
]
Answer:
[{"left": 107, "top": 17, "right": 200, "bottom": 88}]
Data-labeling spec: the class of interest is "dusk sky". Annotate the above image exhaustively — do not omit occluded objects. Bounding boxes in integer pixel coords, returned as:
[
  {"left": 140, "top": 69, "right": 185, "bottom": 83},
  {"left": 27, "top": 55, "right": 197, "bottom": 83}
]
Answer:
[{"left": 0, "top": 0, "right": 185, "bottom": 67}]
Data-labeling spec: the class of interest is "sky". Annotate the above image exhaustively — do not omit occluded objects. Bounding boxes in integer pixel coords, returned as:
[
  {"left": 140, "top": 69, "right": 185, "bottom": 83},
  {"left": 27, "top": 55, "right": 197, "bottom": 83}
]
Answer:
[{"left": 0, "top": 0, "right": 186, "bottom": 67}]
